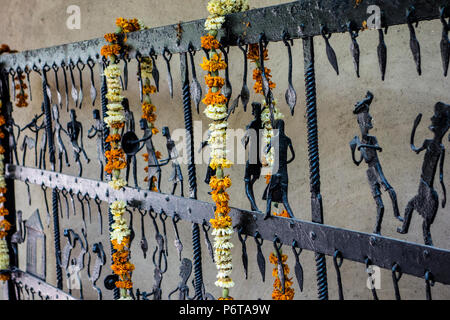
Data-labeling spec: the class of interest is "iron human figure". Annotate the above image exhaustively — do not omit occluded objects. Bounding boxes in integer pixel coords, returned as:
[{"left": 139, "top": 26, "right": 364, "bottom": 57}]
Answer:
[
  {"left": 350, "top": 91, "right": 402, "bottom": 235},
  {"left": 243, "top": 102, "right": 263, "bottom": 212},
  {"left": 162, "top": 126, "right": 184, "bottom": 197},
  {"left": 67, "top": 109, "right": 90, "bottom": 176},
  {"left": 121, "top": 98, "right": 139, "bottom": 187},
  {"left": 263, "top": 119, "right": 296, "bottom": 220},
  {"left": 88, "top": 109, "right": 105, "bottom": 181},
  {"left": 52, "top": 104, "right": 70, "bottom": 173},
  {"left": 397, "top": 102, "right": 449, "bottom": 246}
]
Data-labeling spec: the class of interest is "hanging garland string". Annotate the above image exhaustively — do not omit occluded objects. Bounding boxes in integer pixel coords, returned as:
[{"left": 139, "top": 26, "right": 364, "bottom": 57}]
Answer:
[
  {"left": 201, "top": 0, "right": 249, "bottom": 301},
  {"left": 270, "top": 210, "right": 295, "bottom": 300},
  {"left": 101, "top": 17, "right": 144, "bottom": 300},
  {"left": 140, "top": 55, "right": 162, "bottom": 190},
  {"left": 0, "top": 44, "right": 19, "bottom": 282},
  {"left": 0, "top": 99, "right": 10, "bottom": 282},
  {"left": 248, "top": 38, "right": 294, "bottom": 301}
]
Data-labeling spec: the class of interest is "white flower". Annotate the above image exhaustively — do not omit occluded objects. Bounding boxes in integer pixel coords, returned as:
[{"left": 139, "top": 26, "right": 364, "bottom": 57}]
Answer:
[
  {"left": 209, "top": 121, "right": 228, "bottom": 131},
  {"left": 205, "top": 15, "right": 225, "bottom": 31},
  {"left": 215, "top": 278, "right": 235, "bottom": 288}
]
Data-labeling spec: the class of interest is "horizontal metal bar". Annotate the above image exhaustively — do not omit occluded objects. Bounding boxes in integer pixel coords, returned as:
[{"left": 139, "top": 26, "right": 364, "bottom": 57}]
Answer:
[
  {"left": 0, "top": 0, "right": 446, "bottom": 70},
  {"left": 10, "top": 268, "right": 77, "bottom": 300},
  {"left": 6, "top": 164, "right": 450, "bottom": 285}
]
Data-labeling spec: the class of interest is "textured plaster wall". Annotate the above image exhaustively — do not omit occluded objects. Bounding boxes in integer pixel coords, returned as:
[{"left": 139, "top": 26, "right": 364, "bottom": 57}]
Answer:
[{"left": 0, "top": 0, "right": 449, "bottom": 300}]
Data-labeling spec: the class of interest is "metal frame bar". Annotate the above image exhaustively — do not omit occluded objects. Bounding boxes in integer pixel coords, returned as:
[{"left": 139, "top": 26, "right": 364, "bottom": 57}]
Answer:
[
  {"left": 0, "top": 0, "right": 447, "bottom": 70},
  {"left": 11, "top": 269, "right": 76, "bottom": 300},
  {"left": 6, "top": 165, "right": 450, "bottom": 286}
]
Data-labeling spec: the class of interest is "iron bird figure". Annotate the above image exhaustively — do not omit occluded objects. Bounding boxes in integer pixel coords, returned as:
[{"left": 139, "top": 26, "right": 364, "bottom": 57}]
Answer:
[
  {"left": 397, "top": 102, "right": 449, "bottom": 246},
  {"left": 350, "top": 91, "right": 402, "bottom": 235}
]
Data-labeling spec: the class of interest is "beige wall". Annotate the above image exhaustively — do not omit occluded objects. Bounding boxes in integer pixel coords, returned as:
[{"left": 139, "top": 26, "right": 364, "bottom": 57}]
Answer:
[{"left": 1, "top": 0, "right": 449, "bottom": 300}]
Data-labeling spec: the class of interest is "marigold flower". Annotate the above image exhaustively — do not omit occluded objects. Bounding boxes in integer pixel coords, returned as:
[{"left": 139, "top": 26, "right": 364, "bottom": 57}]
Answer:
[
  {"left": 201, "top": 35, "right": 221, "bottom": 50},
  {"left": 104, "top": 33, "right": 118, "bottom": 43},
  {"left": 204, "top": 75, "right": 225, "bottom": 88},
  {"left": 142, "top": 85, "right": 157, "bottom": 95},
  {"left": 202, "top": 90, "right": 228, "bottom": 106},
  {"left": 200, "top": 54, "right": 227, "bottom": 73}
]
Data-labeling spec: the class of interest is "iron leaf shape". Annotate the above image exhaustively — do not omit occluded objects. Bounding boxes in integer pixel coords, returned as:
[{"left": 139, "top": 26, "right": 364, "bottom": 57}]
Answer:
[
  {"left": 168, "top": 72, "right": 173, "bottom": 98},
  {"left": 350, "top": 39, "right": 360, "bottom": 78},
  {"left": 152, "top": 66, "right": 160, "bottom": 92},
  {"left": 294, "top": 260, "right": 304, "bottom": 292},
  {"left": 228, "top": 95, "right": 240, "bottom": 118},
  {"left": 71, "top": 85, "right": 78, "bottom": 107},
  {"left": 440, "top": 34, "right": 449, "bottom": 77},
  {"left": 325, "top": 39, "right": 339, "bottom": 75},
  {"left": 190, "top": 78, "right": 202, "bottom": 114},
  {"left": 240, "top": 83, "right": 250, "bottom": 112},
  {"left": 78, "top": 88, "right": 83, "bottom": 109},
  {"left": 377, "top": 37, "right": 387, "bottom": 81},
  {"left": 256, "top": 247, "right": 266, "bottom": 282},
  {"left": 90, "top": 84, "right": 97, "bottom": 106},
  {"left": 140, "top": 238, "right": 148, "bottom": 259},
  {"left": 174, "top": 239, "right": 183, "bottom": 262},
  {"left": 285, "top": 83, "right": 297, "bottom": 116},
  {"left": 410, "top": 36, "right": 421, "bottom": 75}
]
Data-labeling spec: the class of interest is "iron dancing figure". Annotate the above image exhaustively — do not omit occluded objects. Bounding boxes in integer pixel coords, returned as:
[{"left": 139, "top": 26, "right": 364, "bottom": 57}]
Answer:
[
  {"left": 122, "top": 99, "right": 138, "bottom": 187},
  {"left": 52, "top": 104, "right": 70, "bottom": 173},
  {"left": 162, "top": 126, "right": 184, "bottom": 197},
  {"left": 350, "top": 91, "right": 402, "bottom": 235},
  {"left": 122, "top": 119, "right": 169, "bottom": 192},
  {"left": 67, "top": 109, "right": 90, "bottom": 176},
  {"left": 243, "top": 102, "right": 263, "bottom": 212},
  {"left": 397, "top": 102, "right": 449, "bottom": 246},
  {"left": 263, "top": 119, "right": 296, "bottom": 219},
  {"left": 4, "top": 101, "right": 21, "bottom": 165},
  {"left": 88, "top": 109, "right": 105, "bottom": 180},
  {"left": 21, "top": 104, "right": 45, "bottom": 167}
]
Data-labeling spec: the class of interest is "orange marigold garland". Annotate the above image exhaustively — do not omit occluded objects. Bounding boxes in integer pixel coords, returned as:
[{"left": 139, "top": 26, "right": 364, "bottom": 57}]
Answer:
[
  {"left": 139, "top": 48, "right": 163, "bottom": 190},
  {"left": 102, "top": 18, "right": 143, "bottom": 300},
  {"left": 201, "top": 0, "right": 249, "bottom": 300},
  {"left": 0, "top": 47, "right": 12, "bottom": 280},
  {"left": 0, "top": 99, "right": 10, "bottom": 281},
  {"left": 269, "top": 210, "right": 295, "bottom": 300}
]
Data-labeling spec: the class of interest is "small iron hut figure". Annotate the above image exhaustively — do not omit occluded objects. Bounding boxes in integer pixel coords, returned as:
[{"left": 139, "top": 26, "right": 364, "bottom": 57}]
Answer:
[
  {"left": 67, "top": 109, "right": 90, "bottom": 176},
  {"left": 243, "top": 102, "right": 263, "bottom": 212},
  {"left": 397, "top": 102, "right": 449, "bottom": 246},
  {"left": 350, "top": 91, "right": 402, "bottom": 235},
  {"left": 263, "top": 119, "right": 296, "bottom": 220},
  {"left": 88, "top": 109, "right": 105, "bottom": 181},
  {"left": 162, "top": 126, "right": 184, "bottom": 197}
]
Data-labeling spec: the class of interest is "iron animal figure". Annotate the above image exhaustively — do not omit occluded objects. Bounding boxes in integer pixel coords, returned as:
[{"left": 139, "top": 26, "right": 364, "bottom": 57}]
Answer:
[
  {"left": 88, "top": 109, "right": 105, "bottom": 181},
  {"left": 397, "top": 102, "right": 449, "bottom": 246},
  {"left": 52, "top": 104, "right": 70, "bottom": 173},
  {"left": 263, "top": 119, "right": 295, "bottom": 219},
  {"left": 243, "top": 102, "right": 263, "bottom": 212},
  {"left": 67, "top": 109, "right": 90, "bottom": 176},
  {"left": 350, "top": 91, "right": 402, "bottom": 235},
  {"left": 162, "top": 126, "right": 184, "bottom": 196}
]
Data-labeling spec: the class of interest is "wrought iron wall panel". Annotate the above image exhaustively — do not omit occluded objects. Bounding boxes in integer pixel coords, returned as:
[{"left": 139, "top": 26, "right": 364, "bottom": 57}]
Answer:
[
  {"left": 7, "top": 165, "right": 450, "bottom": 286},
  {"left": 0, "top": 0, "right": 449, "bottom": 301},
  {"left": 0, "top": 0, "right": 447, "bottom": 70}
]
